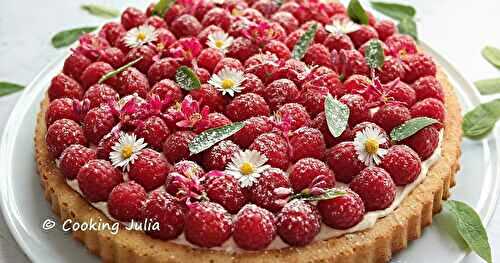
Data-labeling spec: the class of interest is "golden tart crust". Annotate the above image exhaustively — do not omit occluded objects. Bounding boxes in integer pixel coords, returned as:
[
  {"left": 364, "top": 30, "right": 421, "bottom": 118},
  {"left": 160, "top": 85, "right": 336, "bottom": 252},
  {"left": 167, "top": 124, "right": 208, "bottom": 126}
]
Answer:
[{"left": 34, "top": 66, "right": 462, "bottom": 263}]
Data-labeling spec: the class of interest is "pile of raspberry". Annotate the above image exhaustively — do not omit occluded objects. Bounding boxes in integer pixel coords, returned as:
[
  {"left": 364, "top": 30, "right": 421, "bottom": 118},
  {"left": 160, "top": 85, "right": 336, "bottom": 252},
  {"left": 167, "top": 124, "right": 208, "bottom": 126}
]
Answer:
[{"left": 45, "top": 0, "right": 445, "bottom": 250}]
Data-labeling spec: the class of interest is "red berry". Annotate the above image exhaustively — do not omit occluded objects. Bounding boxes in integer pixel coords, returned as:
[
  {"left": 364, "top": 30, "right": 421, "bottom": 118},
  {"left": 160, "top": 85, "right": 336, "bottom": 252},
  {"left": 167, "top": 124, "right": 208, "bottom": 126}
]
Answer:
[
  {"left": 261, "top": 79, "right": 299, "bottom": 111},
  {"left": 225, "top": 93, "right": 270, "bottom": 121},
  {"left": 205, "top": 172, "right": 248, "bottom": 214},
  {"left": 201, "top": 7, "right": 232, "bottom": 31},
  {"left": 197, "top": 48, "right": 224, "bottom": 73},
  {"left": 400, "top": 126, "right": 440, "bottom": 160},
  {"left": 190, "top": 84, "right": 227, "bottom": 112},
  {"left": 163, "top": 131, "right": 196, "bottom": 163},
  {"left": 271, "top": 11, "right": 299, "bottom": 34},
  {"left": 340, "top": 94, "right": 370, "bottom": 126},
  {"left": 403, "top": 53, "right": 437, "bottom": 83},
  {"left": 349, "top": 166, "right": 396, "bottom": 211},
  {"left": 277, "top": 103, "right": 311, "bottom": 131},
  {"left": 124, "top": 45, "right": 158, "bottom": 74},
  {"left": 96, "top": 131, "right": 120, "bottom": 160},
  {"left": 317, "top": 189, "right": 365, "bottom": 229},
  {"left": 304, "top": 43, "right": 333, "bottom": 68},
  {"left": 310, "top": 112, "right": 354, "bottom": 147},
  {"left": 97, "top": 47, "right": 125, "bottom": 69},
  {"left": 348, "top": 25, "right": 378, "bottom": 48},
  {"left": 83, "top": 83, "right": 119, "bottom": 109},
  {"left": 385, "top": 81, "right": 417, "bottom": 107},
  {"left": 73, "top": 34, "right": 110, "bottom": 61},
  {"left": 280, "top": 2, "right": 309, "bottom": 24},
  {"left": 358, "top": 40, "right": 391, "bottom": 57},
  {"left": 77, "top": 159, "right": 123, "bottom": 202},
  {"left": 83, "top": 105, "right": 117, "bottom": 145},
  {"left": 381, "top": 145, "right": 422, "bottom": 186},
  {"left": 289, "top": 158, "right": 335, "bottom": 192},
  {"left": 233, "top": 204, "right": 276, "bottom": 250},
  {"left": 301, "top": 21, "right": 327, "bottom": 43},
  {"left": 63, "top": 52, "right": 92, "bottom": 82},
  {"left": 385, "top": 34, "right": 417, "bottom": 56},
  {"left": 164, "top": 160, "right": 205, "bottom": 196},
  {"left": 249, "top": 167, "right": 291, "bottom": 212},
  {"left": 231, "top": 116, "right": 273, "bottom": 148},
  {"left": 48, "top": 73, "right": 84, "bottom": 101},
  {"left": 244, "top": 53, "right": 280, "bottom": 84},
  {"left": 241, "top": 73, "right": 264, "bottom": 94},
  {"left": 145, "top": 16, "right": 167, "bottom": 28},
  {"left": 134, "top": 116, "right": 170, "bottom": 150},
  {"left": 194, "top": 67, "right": 210, "bottom": 83},
  {"left": 202, "top": 140, "right": 241, "bottom": 171},
  {"left": 226, "top": 37, "right": 260, "bottom": 63},
  {"left": 374, "top": 20, "right": 396, "bottom": 41},
  {"left": 325, "top": 142, "right": 366, "bottom": 183},
  {"left": 298, "top": 86, "right": 329, "bottom": 118},
  {"left": 150, "top": 79, "right": 184, "bottom": 105},
  {"left": 379, "top": 56, "right": 405, "bottom": 84},
  {"left": 277, "top": 200, "right": 321, "bottom": 246},
  {"left": 412, "top": 76, "right": 445, "bottom": 101},
  {"left": 45, "top": 98, "right": 80, "bottom": 126},
  {"left": 263, "top": 40, "right": 291, "bottom": 60},
  {"left": 171, "top": 14, "right": 203, "bottom": 38},
  {"left": 214, "top": 57, "right": 244, "bottom": 73},
  {"left": 184, "top": 202, "right": 233, "bottom": 248},
  {"left": 252, "top": 0, "right": 279, "bottom": 18},
  {"left": 121, "top": 7, "right": 147, "bottom": 30},
  {"left": 272, "top": 59, "right": 308, "bottom": 86},
  {"left": 249, "top": 133, "right": 290, "bottom": 170},
  {"left": 80, "top": 62, "right": 117, "bottom": 89},
  {"left": 163, "top": 4, "right": 188, "bottom": 24},
  {"left": 156, "top": 28, "right": 177, "bottom": 48},
  {"left": 410, "top": 98, "right": 445, "bottom": 125},
  {"left": 284, "top": 29, "right": 305, "bottom": 50},
  {"left": 333, "top": 49, "right": 369, "bottom": 78},
  {"left": 46, "top": 119, "right": 87, "bottom": 158},
  {"left": 59, "top": 144, "right": 96, "bottom": 180},
  {"left": 323, "top": 33, "right": 355, "bottom": 52},
  {"left": 143, "top": 191, "right": 185, "bottom": 240},
  {"left": 116, "top": 67, "right": 150, "bottom": 97},
  {"left": 99, "top": 22, "right": 126, "bottom": 45},
  {"left": 195, "top": 112, "right": 232, "bottom": 133},
  {"left": 289, "top": 127, "right": 326, "bottom": 162},
  {"left": 129, "top": 149, "right": 170, "bottom": 191},
  {"left": 343, "top": 74, "right": 371, "bottom": 95},
  {"left": 372, "top": 103, "right": 411, "bottom": 132},
  {"left": 304, "top": 71, "right": 345, "bottom": 98},
  {"left": 108, "top": 181, "right": 147, "bottom": 222}
]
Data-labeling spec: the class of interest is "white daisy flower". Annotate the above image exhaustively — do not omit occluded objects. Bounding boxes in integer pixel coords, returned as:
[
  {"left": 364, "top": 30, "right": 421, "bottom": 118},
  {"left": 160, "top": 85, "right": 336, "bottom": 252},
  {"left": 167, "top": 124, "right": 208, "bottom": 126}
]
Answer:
[
  {"left": 226, "top": 150, "right": 271, "bottom": 188},
  {"left": 110, "top": 133, "right": 148, "bottom": 171},
  {"left": 124, "top": 25, "right": 158, "bottom": 48},
  {"left": 207, "top": 31, "right": 234, "bottom": 53},
  {"left": 354, "top": 126, "right": 388, "bottom": 167},
  {"left": 325, "top": 20, "right": 361, "bottom": 35},
  {"left": 211, "top": 0, "right": 225, "bottom": 5},
  {"left": 208, "top": 68, "right": 246, "bottom": 96}
]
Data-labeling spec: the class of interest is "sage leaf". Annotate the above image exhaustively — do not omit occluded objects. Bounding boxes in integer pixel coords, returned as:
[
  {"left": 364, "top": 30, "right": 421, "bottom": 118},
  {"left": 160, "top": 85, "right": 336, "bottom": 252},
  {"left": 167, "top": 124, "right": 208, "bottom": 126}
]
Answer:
[
  {"left": 462, "top": 99, "right": 500, "bottom": 139},
  {"left": 152, "top": 0, "right": 176, "bottom": 17},
  {"left": 98, "top": 57, "right": 142, "bottom": 84},
  {"left": 292, "top": 23, "right": 318, "bottom": 60},
  {"left": 175, "top": 66, "right": 201, "bottom": 91},
  {"left": 481, "top": 46, "right": 500, "bottom": 69},
  {"left": 189, "top": 122, "right": 245, "bottom": 155},
  {"left": 293, "top": 188, "right": 348, "bottom": 202},
  {"left": 51, "top": 26, "right": 98, "bottom": 48},
  {"left": 0, "top": 82, "right": 25, "bottom": 97},
  {"left": 398, "top": 17, "right": 418, "bottom": 41},
  {"left": 365, "top": 40, "right": 385, "bottom": 69},
  {"left": 81, "top": 4, "right": 120, "bottom": 18},
  {"left": 475, "top": 78, "right": 500, "bottom": 95},
  {"left": 325, "top": 94, "right": 350, "bottom": 138},
  {"left": 370, "top": 1, "right": 416, "bottom": 20},
  {"left": 444, "top": 200, "right": 492, "bottom": 263},
  {"left": 390, "top": 117, "right": 438, "bottom": 141},
  {"left": 347, "top": 0, "right": 369, "bottom": 25}
]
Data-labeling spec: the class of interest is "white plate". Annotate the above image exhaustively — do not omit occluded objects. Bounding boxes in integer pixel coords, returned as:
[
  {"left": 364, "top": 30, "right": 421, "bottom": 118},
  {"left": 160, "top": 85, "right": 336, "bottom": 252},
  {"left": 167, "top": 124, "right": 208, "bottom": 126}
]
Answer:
[{"left": 1, "top": 44, "right": 498, "bottom": 263}]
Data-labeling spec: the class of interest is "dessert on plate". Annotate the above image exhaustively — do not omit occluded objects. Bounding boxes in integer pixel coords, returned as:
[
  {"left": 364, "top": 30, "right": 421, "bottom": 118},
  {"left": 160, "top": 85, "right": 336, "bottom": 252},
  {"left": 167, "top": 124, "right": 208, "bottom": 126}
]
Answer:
[{"left": 35, "top": 0, "right": 462, "bottom": 262}]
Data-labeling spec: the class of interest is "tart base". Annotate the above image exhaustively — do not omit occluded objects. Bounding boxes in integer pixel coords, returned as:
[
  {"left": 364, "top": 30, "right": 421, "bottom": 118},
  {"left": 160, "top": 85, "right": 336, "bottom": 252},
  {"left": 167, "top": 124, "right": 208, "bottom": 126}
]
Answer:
[{"left": 34, "top": 67, "right": 462, "bottom": 263}]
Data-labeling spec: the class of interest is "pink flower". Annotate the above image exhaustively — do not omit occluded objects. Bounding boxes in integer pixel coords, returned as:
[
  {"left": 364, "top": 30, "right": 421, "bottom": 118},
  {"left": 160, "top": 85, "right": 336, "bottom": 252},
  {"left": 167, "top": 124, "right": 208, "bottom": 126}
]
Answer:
[
  {"left": 273, "top": 112, "right": 293, "bottom": 156},
  {"left": 108, "top": 94, "right": 172, "bottom": 129},
  {"left": 175, "top": 95, "right": 210, "bottom": 130},
  {"left": 242, "top": 21, "right": 278, "bottom": 47},
  {"left": 360, "top": 72, "right": 406, "bottom": 108},
  {"left": 169, "top": 37, "right": 202, "bottom": 64}
]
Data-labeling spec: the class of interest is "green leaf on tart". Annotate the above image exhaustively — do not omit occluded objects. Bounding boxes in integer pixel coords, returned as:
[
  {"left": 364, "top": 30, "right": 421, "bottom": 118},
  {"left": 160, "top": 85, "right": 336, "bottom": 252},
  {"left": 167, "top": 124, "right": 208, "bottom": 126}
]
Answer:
[
  {"left": 189, "top": 122, "right": 245, "bottom": 155},
  {"left": 152, "top": 0, "right": 176, "bottom": 17},
  {"left": 51, "top": 26, "right": 98, "bottom": 48},
  {"left": 175, "top": 66, "right": 202, "bottom": 91},
  {"left": 482, "top": 46, "right": 500, "bottom": 69},
  {"left": 390, "top": 117, "right": 439, "bottom": 141},
  {"left": 98, "top": 57, "right": 143, "bottom": 84},
  {"left": 324, "top": 94, "right": 350, "bottom": 138},
  {"left": 462, "top": 99, "right": 500, "bottom": 140},
  {"left": 370, "top": 1, "right": 416, "bottom": 21},
  {"left": 365, "top": 40, "right": 385, "bottom": 69},
  {"left": 81, "top": 4, "right": 120, "bottom": 18},
  {"left": 347, "top": 0, "right": 369, "bottom": 25},
  {"left": 397, "top": 17, "right": 418, "bottom": 41},
  {"left": 475, "top": 78, "right": 500, "bottom": 95},
  {"left": 0, "top": 81, "right": 25, "bottom": 97},
  {"left": 444, "top": 200, "right": 492, "bottom": 263},
  {"left": 292, "top": 188, "right": 348, "bottom": 202},
  {"left": 292, "top": 23, "right": 318, "bottom": 60}
]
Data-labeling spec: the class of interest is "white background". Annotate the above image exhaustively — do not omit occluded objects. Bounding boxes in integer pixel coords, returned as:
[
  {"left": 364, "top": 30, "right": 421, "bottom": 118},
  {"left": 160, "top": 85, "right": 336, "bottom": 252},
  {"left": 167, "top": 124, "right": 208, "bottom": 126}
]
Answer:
[{"left": 0, "top": 0, "right": 499, "bottom": 262}]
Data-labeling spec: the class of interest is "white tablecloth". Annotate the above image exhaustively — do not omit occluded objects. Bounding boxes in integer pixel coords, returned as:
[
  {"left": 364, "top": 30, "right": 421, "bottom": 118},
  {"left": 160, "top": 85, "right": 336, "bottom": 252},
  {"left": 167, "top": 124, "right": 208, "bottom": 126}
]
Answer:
[{"left": 0, "top": 0, "right": 499, "bottom": 262}]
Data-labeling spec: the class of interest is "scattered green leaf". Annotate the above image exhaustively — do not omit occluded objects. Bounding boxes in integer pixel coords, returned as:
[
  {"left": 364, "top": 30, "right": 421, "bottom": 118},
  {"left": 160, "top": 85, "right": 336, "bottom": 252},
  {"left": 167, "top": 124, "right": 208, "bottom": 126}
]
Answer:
[
  {"left": 390, "top": 117, "right": 439, "bottom": 141},
  {"left": 365, "top": 40, "right": 385, "bottom": 69},
  {"left": 292, "top": 23, "right": 318, "bottom": 60},
  {"left": 370, "top": 1, "right": 416, "bottom": 20},
  {"left": 189, "top": 122, "right": 245, "bottom": 155},
  {"left": 81, "top": 4, "right": 120, "bottom": 18},
  {"left": 175, "top": 66, "right": 201, "bottom": 91},
  {"left": 51, "top": 26, "right": 98, "bottom": 48},
  {"left": 444, "top": 200, "right": 492, "bottom": 263},
  {"left": 347, "top": 0, "right": 369, "bottom": 25},
  {"left": 324, "top": 94, "right": 350, "bottom": 138},
  {"left": 462, "top": 99, "right": 500, "bottom": 139},
  {"left": 98, "top": 57, "right": 142, "bottom": 84},
  {"left": 398, "top": 17, "right": 418, "bottom": 41},
  {"left": 0, "top": 82, "right": 25, "bottom": 97},
  {"left": 481, "top": 46, "right": 500, "bottom": 69},
  {"left": 475, "top": 78, "right": 500, "bottom": 95},
  {"left": 291, "top": 188, "right": 348, "bottom": 202},
  {"left": 152, "top": 0, "right": 176, "bottom": 17}
]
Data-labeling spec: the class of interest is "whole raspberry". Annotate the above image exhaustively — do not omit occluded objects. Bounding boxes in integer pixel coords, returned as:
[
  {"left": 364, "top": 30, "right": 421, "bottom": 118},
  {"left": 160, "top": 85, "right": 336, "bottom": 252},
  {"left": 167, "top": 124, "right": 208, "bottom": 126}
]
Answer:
[
  {"left": 198, "top": 25, "right": 224, "bottom": 47},
  {"left": 240, "top": 8, "right": 265, "bottom": 23},
  {"left": 271, "top": 11, "right": 299, "bottom": 34},
  {"left": 279, "top": 2, "right": 309, "bottom": 24},
  {"left": 304, "top": 71, "right": 345, "bottom": 97},
  {"left": 45, "top": 98, "right": 80, "bottom": 126},
  {"left": 155, "top": 28, "right": 177, "bottom": 48},
  {"left": 249, "top": 167, "right": 291, "bottom": 212},
  {"left": 343, "top": 74, "right": 371, "bottom": 95},
  {"left": 108, "top": 181, "right": 147, "bottom": 222},
  {"left": 325, "top": 142, "right": 366, "bottom": 183},
  {"left": 249, "top": 133, "right": 290, "bottom": 170},
  {"left": 358, "top": 40, "right": 391, "bottom": 57},
  {"left": 261, "top": 79, "right": 299, "bottom": 111},
  {"left": 83, "top": 105, "right": 117, "bottom": 145},
  {"left": 226, "top": 37, "right": 260, "bottom": 63},
  {"left": 214, "top": 57, "right": 244, "bottom": 73},
  {"left": 348, "top": 25, "right": 378, "bottom": 48},
  {"left": 323, "top": 33, "right": 355, "bottom": 52},
  {"left": 83, "top": 84, "right": 119, "bottom": 109},
  {"left": 277, "top": 103, "right": 311, "bottom": 131},
  {"left": 381, "top": 145, "right": 422, "bottom": 186},
  {"left": 411, "top": 98, "right": 446, "bottom": 125},
  {"left": 372, "top": 103, "right": 411, "bottom": 133},
  {"left": 195, "top": 112, "right": 232, "bottom": 133},
  {"left": 310, "top": 112, "right": 354, "bottom": 147},
  {"left": 59, "top": 144, "right": 96, "bottom": 180},
  {"left": 289, "top": 127, "right": 326, "bottom": 162},
  {"left": 284, "top": 29, "right": 305, "bottom": 50},
  {"left": 124, "top": 45, "right": 157, "bottom": 74},
  {"left": 77, "top": 159, "right": 123, "bottom": 202},
  {"left": 401, "top": 125, "right": 440, "bottom": 160},
  {"left": 244, "top": 53, "right": 280, "bottom": 84},
  {"left": 116, "top": 67, "right": 150, "bottom": 97},
  {"left": 164, "top": 160, "right": 205, "bottom": 195},
  {"left": 403, "top": 53, "right": 437, "bottom": 83},
  {"left": 171, "top": 14, "right": 202, "bottom": 38},
  {"left": 80, "top": 62, "right": 117, "bottom": 89},
  {"left": 301, "top": 21, "right": 327, "bottom": 43},
  {"left": 201, "top": 7, "right": 232, "bottom": 31},
  {"left": 385, "top": 34, "right": 417, "bottom": 55},
  {"left": 192, "top": 0, "right": 215, "bottom": 21},
  {"left": 263, "top": 40, "right": 291, "bottom": 60},
  {"left": 150, "top": 79, "right": 183, "bottom": 105},
  {"left": 241, "top": 73, "right": 264, "bottom": 94},
  {"left": 289, "top": 158, "right": 335, "bottom": 192},
  {"left": 252, "top": 0, "right": 279, "bottom": 18},
  {"left": 317, "top": 189, "right": 365, "bottom": 229},
  {"left": 233, "top": 204, "right": 276, "bottom": 250},
  {"left": 298, "top": 86, "right": 329, "bottom": 118},
  {"left": 73, "top": 34, "right": 110, "bottom": 61},
  {"left": 63, "top": 52, "right": 92, "bottom": 81},
  {"left": 351, "top": 122, "right": 391, "bottom": 149},
  {"left": 143, "top": 191, "right": 185, "bottom": 240},
  {"left": 129, "top": 149, "right": 170, "bottom": 191},
  {"left": 231, "top": 116, "right": 273, "bottom": 148},
  {"left": 145, "top": 16, "right": 167, "bottom": 28},
  {"left": 412, "top": 76, "right": 445, "bottom": 101},
  {"left": 46, "top": 119, "right": 87, "bottom": 158},
  {"left": 349, "top": 166, "right": 396, "bottom": 211},
  {"left": 340, "top": 94, "right": 370, "bottom": 126},
  {"left": 333, "top": 49, "right": 370, "bottom": 78},
  {"left": 304, "top": 43, "right": 333, "bottom": 68},
  {"left": 225, "top": 93, "right": 270, "bottom": 121},
  {"left": 99, "top": 22, "right": 126, "bottom": 45},
  {"left": 277, "top": 200, "right": 321, "bottom": 246},
  {"left": 379, "top": 56, "right": 405, "bottom": 83},
  {"left": 121, "top": 7, "right": 147, "bottom": 30},
  {"left": 134, "top": 116, "right": 170, "bottom": 150},
  {"left": 163, "top": 4, "right": 188, "bottom": 24},
  {"left": 374, "top": 20, "right": 396, "bottom": 41},
  {"left": 194, "top": 67, "right": 210, "bottom": 83},
  {"left": 190, "top": 84, "right": 227, "bottom": 112},
  {"left": 366, "top": 11, "right": 377, "bottom": 26},
  {"left": 48, "top": 73, "right": 83, "bottom": 101},
  {"left": 96, "top": 131, "right": 120, "bottom": 160},
  {"left": 197, "top": 48, "right": 224, "bottom": 73},
  {"left": 184, "top": 202, "right": 233, "bottom": 248},
  {"left": 205, "top": 172, "right": 248, "bottom": 214},
  {"left": 385, "top": 81, "right": 417, "bottom": 107},
  {"left": 96, "top": 47, "right": 125, "bottom": 69},
  {"left": 202, "top": 140, "right": 241, "bottom": 171},
  {"left": 163, "top": 131, "right": 196, "bottom": 163}
]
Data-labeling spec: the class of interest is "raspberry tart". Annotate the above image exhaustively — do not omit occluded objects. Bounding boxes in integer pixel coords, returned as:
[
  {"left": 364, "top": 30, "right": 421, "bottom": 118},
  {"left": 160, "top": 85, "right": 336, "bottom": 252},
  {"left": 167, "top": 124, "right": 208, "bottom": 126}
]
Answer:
[{"left": 35, "top": 0, "right": 462, "bottom": 262}]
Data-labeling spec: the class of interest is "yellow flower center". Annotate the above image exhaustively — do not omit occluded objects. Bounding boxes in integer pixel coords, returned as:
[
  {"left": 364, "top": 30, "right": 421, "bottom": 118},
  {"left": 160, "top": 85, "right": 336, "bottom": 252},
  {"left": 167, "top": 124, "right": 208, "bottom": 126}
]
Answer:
[
  {"left": 221, "top": 79, "right": 235, "bottom": 89},
  {"left": 121, "top": 145, "right": 134, "bottom": 158},
  {"left": 137, "top": 32, "right": 147, "bottom": 41},
  {"left": 215, "top": 39, "right": 225, "bottom": 48},
  {"left": 240, "top": 162, "right": 254, "bottom": 175},
  {"left": 190, "top": 113, "right": 202, "bottom": 123},
  {"left": 364, "top": 138, "right": 380, "bottom": 154},
  {"left": 232, "top": 8, "right": 242, "bottom": 16}
]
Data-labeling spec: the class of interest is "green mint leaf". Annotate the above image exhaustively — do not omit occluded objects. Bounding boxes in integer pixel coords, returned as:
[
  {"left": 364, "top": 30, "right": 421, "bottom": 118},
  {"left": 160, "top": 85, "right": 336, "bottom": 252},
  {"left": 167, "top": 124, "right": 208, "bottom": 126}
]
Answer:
[
  {"left": 175, "top": 66, "right": 201, "bottom": 91},
  {"left": 292, "top": 23, "right": 318, "bottom": 60},
  {"left": 462, "top": 99, "right": 500, "bottom": 140},
  {"left": 325, "top": 94, "right": 350, "bottom": 138},
  {"left": 475, "top": 78, "right": 500, "bottom": 95},
  {"left": 390, "top": 117, "right": 439, "bottom": 141},
  {"left": 189, "top": 122, "right": 245, "bottom": 155},
  {"left": 481, "top": 46, "right": 500, "bottom": 69},
  {"left": 398, "top": 17, "right": 418, "bottom": 41},
  {"left": 298, "top": 188, "right": 348, "bottom": 202},
  {"left": 347, "top": 0, "right": 369, "bottom": 25},
  {"left": 152, "top": 0, "right": 176, "bottom": 17},
  {"left": 365, "top": 40, "right": 385, "bottom": 69},
  {"left": 0, "top": 81, "right": 25, "bottom": 97},
  {"left": 370, "top": 1, "right": 416, "bottom": 21},
  {"left": 444, "top": 200, "right": 492, "bottom": 263},
  {"left": 81, "top": 4, "right": 119, "bottom": 18},
  {"left": 98, "top": 57, "right": 142, "bottom": 84},
  {"left": 51, "top": 26, "right": 98, "bottom": 48}
]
